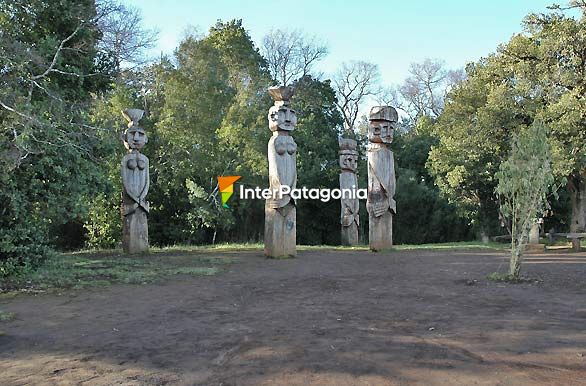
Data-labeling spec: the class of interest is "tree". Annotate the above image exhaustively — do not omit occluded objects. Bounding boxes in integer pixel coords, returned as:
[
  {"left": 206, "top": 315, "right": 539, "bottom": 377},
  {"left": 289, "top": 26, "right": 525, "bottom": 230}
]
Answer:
[
  {"left": 393, "top": 167, "right": 472, "bottom": 244},
  {"left": 495, "top": 123, "right": 555, "bottom": 278},
  {"left": 0, "top": 0, "right": 117, "bottom": 273},
  {"left": 83, "top": 56, "right": 174, "bottom": 248},
  {"left": 152, "top": 19, "right": 271, "bottom": 244},
  {"left": 291, "top": 76, "right": 344, "bottom": 244},
  {"left": 429, "top": 6, "right": 586, "bottom": 235},
  {"left": 427, "top": 59, "right": 513, "bottom": 235},
  {"left": 373, "top": 59, "right": 473, "bottom": 244},
  {"left": 332, "top": 61, "right": 380, "bottom": 136},
  {"left": 380, "top": 59, "right": 465, "bottom": 127},
  {"left": 261, "top": 29, "right": 328, "bottom": 86},
  {"left": 96, "top": 0, "right": 158, "bottom": 72},
  {"left": 520, "top": 9, "right": 586, "bottom": 232}
]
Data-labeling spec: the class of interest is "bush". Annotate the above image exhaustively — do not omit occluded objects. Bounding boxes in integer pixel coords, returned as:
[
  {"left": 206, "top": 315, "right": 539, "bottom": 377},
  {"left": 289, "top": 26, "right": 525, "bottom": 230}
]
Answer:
[
  {"left": 0, "top": 223, "right": 53, "bottom": 277},
  {"left": 84, "top": 193, "right": 122, "bottom": 249},
  {"left": 393, "top": 168, "right": 473, "bottom": 244}
]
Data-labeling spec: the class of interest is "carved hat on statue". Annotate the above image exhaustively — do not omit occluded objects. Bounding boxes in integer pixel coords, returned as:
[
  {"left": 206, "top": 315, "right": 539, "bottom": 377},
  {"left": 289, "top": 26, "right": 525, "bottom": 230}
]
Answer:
[
  {"left": 121, "top": 108, "right": 148, "bottom": 150},
  {"left": 268, "top": 86, "right": 297, "bottom": 132},
  {"left": 368, "top": 106, "right": 397, "bottom": 144},
  {"left": 339, "top": 138, "right": 358, "bottom": 171}
]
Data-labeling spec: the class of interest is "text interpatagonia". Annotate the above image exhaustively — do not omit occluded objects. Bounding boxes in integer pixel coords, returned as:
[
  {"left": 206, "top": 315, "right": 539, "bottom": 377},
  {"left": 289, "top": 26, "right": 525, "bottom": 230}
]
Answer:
[{"left": 239, "top": 185, "right": 367, "bottom": 202}]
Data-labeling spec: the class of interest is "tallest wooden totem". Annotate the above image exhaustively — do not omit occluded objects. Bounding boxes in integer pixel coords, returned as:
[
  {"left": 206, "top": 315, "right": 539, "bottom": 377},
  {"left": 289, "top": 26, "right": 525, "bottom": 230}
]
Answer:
[
  {"left": 264, "top": 86, "right": 297, "bottom": 258},
  {"left": 121, "top": 109, "right": 149, "bottom": 254}
]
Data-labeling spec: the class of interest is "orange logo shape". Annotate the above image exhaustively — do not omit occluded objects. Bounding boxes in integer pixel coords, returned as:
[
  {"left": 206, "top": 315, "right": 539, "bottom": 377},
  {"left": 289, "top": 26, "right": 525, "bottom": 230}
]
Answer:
[{"left": 218, "top": 176, "right": 241, "bottom": 208}]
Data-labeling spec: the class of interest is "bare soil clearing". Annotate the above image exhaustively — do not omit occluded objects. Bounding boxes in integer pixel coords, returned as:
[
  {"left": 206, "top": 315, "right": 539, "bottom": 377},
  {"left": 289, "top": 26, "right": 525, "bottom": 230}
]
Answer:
[{"left": 1, "top": 248, "right": 585, "bottom": 385}]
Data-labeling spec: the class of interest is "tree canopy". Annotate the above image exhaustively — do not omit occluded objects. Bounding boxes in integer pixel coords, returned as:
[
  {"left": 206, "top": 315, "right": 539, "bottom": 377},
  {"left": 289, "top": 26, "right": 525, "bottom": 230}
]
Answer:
[{"left": 428, "top": 6, "right": 586, "bottom": 234}]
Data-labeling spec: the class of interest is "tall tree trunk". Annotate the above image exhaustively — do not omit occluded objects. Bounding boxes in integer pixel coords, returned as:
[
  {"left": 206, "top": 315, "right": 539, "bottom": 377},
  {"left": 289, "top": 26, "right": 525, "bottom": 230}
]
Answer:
[{"left": 568, "top": 173, "right": 586, "bottom": 232}]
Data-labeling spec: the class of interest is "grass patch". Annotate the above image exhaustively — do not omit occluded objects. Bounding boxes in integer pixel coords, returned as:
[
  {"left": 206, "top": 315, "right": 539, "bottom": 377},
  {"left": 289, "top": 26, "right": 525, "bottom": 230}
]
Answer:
[
  {"left": 154, "top": 243, "right": 264, "bottom": 253},
  {"left": 487, "top": 272, "right": 541, "bottom": 284},
  {"left": 394, "top": 241, "right": 505, "bottom": 251},
  {"left": 0, "top": 250, "right": 231, "bottom": 293},
  {"left": 0, "top": 241, "right": 506, "bottom": 293},
  {"left": 171, "top": 267, "right": 219, "bottom": 275},
  {"left": 303, "top": 241, "right": 505, "bottom": 252},
  {"left": 114, "top": 241, "right": 502, "bottom": 254},
  {"left": 0, "top": 311, "right": 16, "bottom": 322}
]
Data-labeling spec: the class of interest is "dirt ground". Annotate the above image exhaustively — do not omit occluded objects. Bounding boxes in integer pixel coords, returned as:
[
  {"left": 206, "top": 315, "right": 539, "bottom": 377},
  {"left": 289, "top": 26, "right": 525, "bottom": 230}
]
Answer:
[{"left": 1, "top": 247, "right": 586, "bottom": 386}]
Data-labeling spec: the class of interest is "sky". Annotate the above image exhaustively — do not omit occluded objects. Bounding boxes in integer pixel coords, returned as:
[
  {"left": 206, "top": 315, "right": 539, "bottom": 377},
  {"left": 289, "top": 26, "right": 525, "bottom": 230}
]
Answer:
[{"left": 122, "top": 0, "right": 571, "bottom": 86}]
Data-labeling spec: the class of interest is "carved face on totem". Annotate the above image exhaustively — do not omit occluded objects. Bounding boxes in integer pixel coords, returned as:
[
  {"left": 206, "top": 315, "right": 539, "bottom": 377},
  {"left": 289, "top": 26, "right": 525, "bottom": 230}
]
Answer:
[
  {"left": 122, "top": 108, "right": 147, "bottom": 150},
  {"left": 268, "top": 105, "right": 297, "bottom": 132},
  {"left": 339, "top": 153, "right": 358, "bottom": 172},
  {"left": 368, "top": 106, "right": 398, "bottom": 144},
  {"left": 123, "top": 126, "right": 148, "bottom": 150},
  {"left": 368, "top": 120, "right": 394, "bottom": 144}
]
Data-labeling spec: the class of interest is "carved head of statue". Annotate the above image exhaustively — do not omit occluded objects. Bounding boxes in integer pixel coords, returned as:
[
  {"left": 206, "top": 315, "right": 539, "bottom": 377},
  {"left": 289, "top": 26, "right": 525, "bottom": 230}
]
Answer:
[
  {"left": 339, "top": 138, "right": 358, "bottom": 172},
  {"left": 121, "top": 109, "right": 147, "bottom": 150},
  {"left": 368, "top": 106, "right": 398, "bottom": 144},
  {"left": 268, "top": 86, "right": 297, "bottom": 132}
]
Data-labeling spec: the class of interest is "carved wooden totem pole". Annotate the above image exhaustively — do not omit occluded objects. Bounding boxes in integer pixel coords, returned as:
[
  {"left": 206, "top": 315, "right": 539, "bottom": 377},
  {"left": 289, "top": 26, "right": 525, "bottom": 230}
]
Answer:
[
  {"left": 265, "top": 86, "right": 297, "bottom": 258},
  {"left": 339, "top": 138, "right": 359, "bottom": 245},
  {"left": 367, "top": 106, "right": 397, "bottom": 251},
  {"left": 121, "top": 109, "right": 149, "bottom": 254}
]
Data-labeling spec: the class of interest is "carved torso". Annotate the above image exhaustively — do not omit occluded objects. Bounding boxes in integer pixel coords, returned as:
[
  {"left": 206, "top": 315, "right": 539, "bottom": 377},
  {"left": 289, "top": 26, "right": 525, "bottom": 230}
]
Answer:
[
  {"left": 122, "top": 151, "right": 149, "bottom": 215},
  {"left": 340, "top": 171, "right": 359, "bottom": 226},
  {"left": 267, "top": 132, "right": 297, "bottom": 209},
  {"left": 367, "top": 143, "right": 396, "bottom": 217}
]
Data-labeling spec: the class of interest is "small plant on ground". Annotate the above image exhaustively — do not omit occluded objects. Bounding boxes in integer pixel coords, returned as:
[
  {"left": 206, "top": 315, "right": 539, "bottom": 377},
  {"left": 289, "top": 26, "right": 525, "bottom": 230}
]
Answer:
[
  {"left": 487, "top": 272, "right": 542, "bottom": 284},
  {"left": 0, "top": 310, "right": 16, "bottom": 322},
  {"left": 495, "top": 122, "right": 556, "bottom": 279}
]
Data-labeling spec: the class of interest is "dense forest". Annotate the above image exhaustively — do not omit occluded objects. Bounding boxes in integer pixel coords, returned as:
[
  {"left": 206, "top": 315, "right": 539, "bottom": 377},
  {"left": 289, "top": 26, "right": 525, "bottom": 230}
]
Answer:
[{"left": 2, "top": 0, "right": 585, "bottom": 276}]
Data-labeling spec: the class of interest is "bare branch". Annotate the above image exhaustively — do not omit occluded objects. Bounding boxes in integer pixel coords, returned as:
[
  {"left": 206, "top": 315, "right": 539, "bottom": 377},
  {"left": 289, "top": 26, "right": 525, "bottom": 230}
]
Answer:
[
  {"left": 0, "top": 100, "right": 39, "bottom": 123},
  {"left": 32, "top": 23, "right": 83, "bottom": 80},
  {"left": 262, "top": 29, "right": 328, "bottom": 86},
  {"left": 395, "top": 58, "right": 465, "bottom": 121},
  {"left": 333, "top": 61, "right": 380, "bottom": 135},
  {"left": 97, "top": 2, "right": 158, "bottom": 71}
]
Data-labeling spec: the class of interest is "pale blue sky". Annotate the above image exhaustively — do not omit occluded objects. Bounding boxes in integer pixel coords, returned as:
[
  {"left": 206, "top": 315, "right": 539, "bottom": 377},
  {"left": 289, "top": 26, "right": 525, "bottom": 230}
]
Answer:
[{"left": 123, "top": 0, "right": 569, "bottom": 86}]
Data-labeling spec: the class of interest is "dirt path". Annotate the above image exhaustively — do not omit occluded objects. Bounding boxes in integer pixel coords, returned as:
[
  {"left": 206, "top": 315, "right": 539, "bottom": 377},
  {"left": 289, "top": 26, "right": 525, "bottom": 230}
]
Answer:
[{"left": 1, "top": 248, "right": 586, "bottom": 385}]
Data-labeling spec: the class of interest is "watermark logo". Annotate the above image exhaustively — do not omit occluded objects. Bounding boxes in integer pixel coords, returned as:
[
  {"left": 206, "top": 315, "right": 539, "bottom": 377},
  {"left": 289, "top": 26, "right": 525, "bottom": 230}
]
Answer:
[
  {"left": 240, "top": 185, "right": 367, "bottom": 202},
  {"left": 218, "top": 176, "right": 241, "bottom": 208}
]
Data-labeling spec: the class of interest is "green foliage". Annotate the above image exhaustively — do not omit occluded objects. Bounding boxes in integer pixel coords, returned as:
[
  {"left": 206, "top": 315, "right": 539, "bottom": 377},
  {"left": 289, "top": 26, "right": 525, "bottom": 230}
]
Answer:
[
  {"left": 0, "top": 222, "right": 54, "bottom": 278},
  {"left": 394, "top": 168, "right": 472, "bottom": 244},
  {"left": 495, "top": 123, "right": 555, "bottom": 277},
  {"left": 292, "top": 76, "right": 343, "bottom": 244},
  {"left": 0, "top": 311, "right": 16, "bottom": 322},
  {"left": 427, "top": 58, "right": 517, "bottom": 234},
  {"left": 147, "top": 22, "right": 343, "bottom": 245},
  {"left": 84, "top": 194, "right": 121, "bottom": 249},
  {"left": 487, "top": 272, "right": 538, "bottom": 284},
  {"left": 82, "top": 81, "right": 145, "bottom": 249},
  {"left": 394, "top": 241, "right": 504, "bottom": 251},
  {"left": 394, "top": 130, "right": 438, "bottom": 184},
  {"left": 392, "top": 130, "right": 472, "bottom": 244},
  {"left": 149, "top": 20, "right": 271, "bottom": 245},
  {"left": 185, "top": 179, "right": 235, "bottom": 243},
  {"left": 429, "top": 8, "right": 586, "bottom": 235},
  {"left": 0, "top": 0, "right": 116, "bottom": 274}
]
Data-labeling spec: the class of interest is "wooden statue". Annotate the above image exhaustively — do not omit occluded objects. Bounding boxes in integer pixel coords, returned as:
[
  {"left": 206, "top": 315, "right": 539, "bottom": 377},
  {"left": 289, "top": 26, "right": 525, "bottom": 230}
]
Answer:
[
  {"left": 121, "top": 108, "right": 149, "bottom": 254},
  {"left": 264, "top": 86, "right": 297, "bottom": 258},
  {"left": 367, "top": 106, "right": 397, "bottom": 251},
  {"left": 339, "top": 138, "right": 359, "bottom": 245}
]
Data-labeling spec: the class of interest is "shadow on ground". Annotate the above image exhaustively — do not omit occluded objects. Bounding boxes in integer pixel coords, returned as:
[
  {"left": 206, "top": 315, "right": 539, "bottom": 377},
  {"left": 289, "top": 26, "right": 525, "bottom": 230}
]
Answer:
[{"left": 1, "top": 248, "right": 585, "bottom": 385}]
